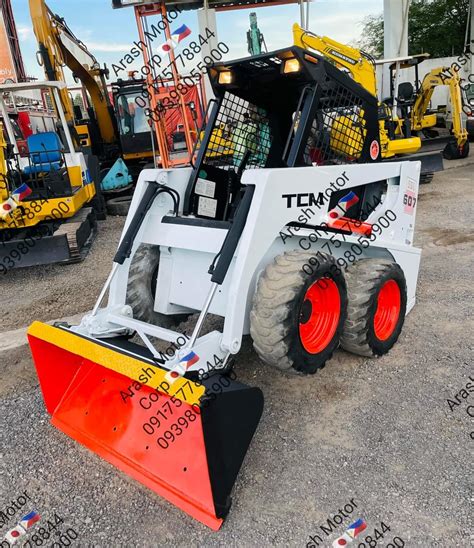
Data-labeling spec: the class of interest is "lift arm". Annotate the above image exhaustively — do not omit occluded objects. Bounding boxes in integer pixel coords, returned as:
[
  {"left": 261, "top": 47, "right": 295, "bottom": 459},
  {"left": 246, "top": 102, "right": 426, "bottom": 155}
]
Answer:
[
  {"left": 412, "top": 67, "right": 468, "bottom": 147},
  {"left": 292, "top": 23, "right": 378, "bottom": 96},
  {"left": 29, "top": 0, "right": 117, "bottom": 144}
]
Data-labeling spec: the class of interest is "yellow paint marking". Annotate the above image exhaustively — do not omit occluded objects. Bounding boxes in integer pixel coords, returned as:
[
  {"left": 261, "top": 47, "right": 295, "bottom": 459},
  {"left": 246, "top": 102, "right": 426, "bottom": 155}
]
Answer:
[{"left": 27, "top": 321, "right": 204, "bottom": 405}]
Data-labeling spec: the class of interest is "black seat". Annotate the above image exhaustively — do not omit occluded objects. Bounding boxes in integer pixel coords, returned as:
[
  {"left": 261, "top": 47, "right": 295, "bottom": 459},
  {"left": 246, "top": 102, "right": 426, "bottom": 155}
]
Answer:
[
  {"left": 396, "top": 82, "right": 415, "bottom": 137},
  {"left": 397, "top": 82, "right": 415, "bottom": 106}
]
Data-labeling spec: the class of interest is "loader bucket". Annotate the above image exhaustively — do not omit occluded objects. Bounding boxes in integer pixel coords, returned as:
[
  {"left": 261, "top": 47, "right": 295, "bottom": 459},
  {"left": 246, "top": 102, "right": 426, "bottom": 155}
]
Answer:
[{"left": 27, "top": 322, "right": 263, "bottom": 530}]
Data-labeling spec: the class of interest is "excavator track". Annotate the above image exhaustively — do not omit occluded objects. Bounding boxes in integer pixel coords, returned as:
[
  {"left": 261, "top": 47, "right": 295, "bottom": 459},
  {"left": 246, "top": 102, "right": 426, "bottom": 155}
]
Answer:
[
  {"left": 1, "top": 208, "right": 98, "bottom": 270},
  {"left": 54, "top": 207, "right": 97, "bottom": 263}
]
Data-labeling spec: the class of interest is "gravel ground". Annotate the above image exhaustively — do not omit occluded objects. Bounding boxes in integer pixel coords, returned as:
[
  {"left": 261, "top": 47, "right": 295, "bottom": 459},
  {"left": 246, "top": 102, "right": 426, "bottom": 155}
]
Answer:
[
  {"left": 0, "top": 163, "right": 472, "bottom": 547},
  {"left": 1, "top": 216, "right": 126, "bottom": 331}
]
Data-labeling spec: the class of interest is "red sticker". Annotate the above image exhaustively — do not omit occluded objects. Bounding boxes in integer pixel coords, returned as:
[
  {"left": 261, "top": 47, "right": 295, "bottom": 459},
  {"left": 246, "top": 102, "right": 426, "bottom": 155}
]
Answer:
[
  {"left": 370, "top": 140, "right": 380, "bottom": 160},
  {"left": 404, "top": 190, "right": 416, "bottom": 214}
]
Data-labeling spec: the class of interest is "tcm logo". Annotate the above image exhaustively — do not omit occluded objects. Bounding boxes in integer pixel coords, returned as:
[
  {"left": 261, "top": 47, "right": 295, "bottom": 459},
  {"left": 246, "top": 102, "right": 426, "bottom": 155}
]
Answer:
[{"left": 282, "top": 192, "right": 324, "bottom": 208}]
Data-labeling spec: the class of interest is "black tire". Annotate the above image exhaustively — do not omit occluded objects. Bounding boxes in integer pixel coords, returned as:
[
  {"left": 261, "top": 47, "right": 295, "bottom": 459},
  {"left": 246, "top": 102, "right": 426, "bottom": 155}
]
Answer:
[
  {"left": 420, "top": 172, "right": 434, "bottom": 185},
  {"left": 126, "top": 244, "right": 189, "bottom": 327},
  {"left": 341, "top": 259, "right": 407, "bottom": 357},
  {"left": 250, "top": 250, "right": 347, "bottom": 374},
  {"left": 443, "top": 139, "right": 469, "bottom": 160},
  {"left": 106, "top": 196, "right": 132, "bottom": 216}
]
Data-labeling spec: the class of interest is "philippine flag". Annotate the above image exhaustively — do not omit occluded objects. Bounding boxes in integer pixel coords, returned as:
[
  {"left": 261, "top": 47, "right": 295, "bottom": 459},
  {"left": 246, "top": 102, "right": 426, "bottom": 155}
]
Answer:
[
  {"left": 326, "top": 191, "right": 360, "bottom": 224},
  {"left": 346, "top": 518, "right": 367, "bottom": 538},
  {"left": 158, "top": 24, "right": 192, "bottom": 54},
  {"left": 338, "top": 191, "right": 359, "bottom": 211},
  {"left": 180, "top": 351, "right": 199, "bottom": 368},
  {"left": 20, "top": 510, "right": 41, "bottom": 529},
  {"left": 164, "top": 351, "right": 199, "bottom": 384},
  {"left": 171, "top": 24, "right": 191, "bottom": 44},
  {"left": 4, "top": 525, "right": 26, "bottom": 544},
  {"left": 332, "top": 532, "right": 353, "bottom": 547},
  {"left": 0, "top": 198, "right": 18, "bottom": 219},
  {"left": 12, "top": 183, "right": 32, "bottom": 202}
]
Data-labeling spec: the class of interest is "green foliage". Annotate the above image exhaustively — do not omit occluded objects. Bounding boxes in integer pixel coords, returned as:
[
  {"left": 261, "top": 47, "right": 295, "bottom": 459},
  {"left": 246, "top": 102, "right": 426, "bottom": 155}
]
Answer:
[
  {"left": 359, "top": 0, "right": 469, "bottom": 58},
  {"left": 358, "top": 14, "right": 384, "bottom": 57}
]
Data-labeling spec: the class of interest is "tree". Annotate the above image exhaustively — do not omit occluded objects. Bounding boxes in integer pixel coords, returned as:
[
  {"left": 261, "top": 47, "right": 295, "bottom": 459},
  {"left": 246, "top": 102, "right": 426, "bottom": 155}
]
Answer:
[
  {"left": 358, "top": 0, "right": 469, "bottom": 58},
  {"left": 358, "top": 14, "right": 384, "bottom": 57}
]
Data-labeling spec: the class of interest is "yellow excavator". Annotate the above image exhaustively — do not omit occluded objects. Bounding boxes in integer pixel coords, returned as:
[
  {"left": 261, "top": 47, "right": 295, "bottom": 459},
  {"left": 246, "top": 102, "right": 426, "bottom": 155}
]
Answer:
[
  {"left": 30, "top": 0, "right": 117, "bottom": 155},
  {"left": 0, "top": 81, "right": 100, "bottom": 268},
  {"left": 293, "top": 23, "right": 468, "bottom": 168},
  {"left": 292, "top": 24, "right": 421, "bottom": 160},
  {"left": 29, "top": 0, "right": 137, "bottom": 193},
  {"left": 411, "top": 66, "right": 469, "bottom": 159}
]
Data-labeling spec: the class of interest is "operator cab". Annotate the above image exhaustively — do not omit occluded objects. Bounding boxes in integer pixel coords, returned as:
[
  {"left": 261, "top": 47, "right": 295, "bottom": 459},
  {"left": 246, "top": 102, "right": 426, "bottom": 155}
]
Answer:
[
  {"left": 113, "top": 79, "right": 155, "bottom": 161},
  {"left": 183, "top": 46, "right": 381, "bottom": 223}
]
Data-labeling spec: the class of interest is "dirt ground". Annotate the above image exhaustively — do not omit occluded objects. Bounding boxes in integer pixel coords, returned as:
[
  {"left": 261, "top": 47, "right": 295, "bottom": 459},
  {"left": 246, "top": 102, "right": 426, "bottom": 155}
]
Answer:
[
  {"left": 1, "top": 216, "right": 126, "bottom": 332},
  {"left": 0, "top": 163, "right": 472, "bottom": 547}
]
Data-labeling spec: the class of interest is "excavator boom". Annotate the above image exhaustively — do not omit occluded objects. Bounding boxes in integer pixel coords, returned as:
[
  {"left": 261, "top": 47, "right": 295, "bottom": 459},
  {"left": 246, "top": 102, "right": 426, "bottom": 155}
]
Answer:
[
  {"left": 292, "top": 23, "right": 378, "bottom": 96},
  {"left": 29, "top": 0, "right": 117, "bottom": 145}
]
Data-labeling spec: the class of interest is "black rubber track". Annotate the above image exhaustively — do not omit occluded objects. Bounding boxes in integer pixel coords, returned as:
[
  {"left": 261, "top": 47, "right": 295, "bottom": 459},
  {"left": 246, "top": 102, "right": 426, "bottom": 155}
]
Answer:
[{"left": 443, "top": 139, "right": 469, "bottom": 160}]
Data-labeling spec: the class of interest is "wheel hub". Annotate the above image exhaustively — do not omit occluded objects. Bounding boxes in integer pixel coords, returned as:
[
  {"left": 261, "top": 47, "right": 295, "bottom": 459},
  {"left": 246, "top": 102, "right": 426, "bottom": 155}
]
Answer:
[
  {"left": 299, "top": 278, "right": 341, "bottom": 354},
  {"left": 373, "top": 279, "right": 401, "bottom": 341}
]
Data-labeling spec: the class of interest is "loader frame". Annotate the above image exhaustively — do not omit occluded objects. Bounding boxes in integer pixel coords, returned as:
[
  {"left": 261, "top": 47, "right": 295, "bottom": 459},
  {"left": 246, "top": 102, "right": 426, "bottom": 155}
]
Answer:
[
  {"left": 66, "top": 47, "right": 422, "bottom": 374},
  {"left": 71, "top": 159, "right": 421, "bottom": 374}
]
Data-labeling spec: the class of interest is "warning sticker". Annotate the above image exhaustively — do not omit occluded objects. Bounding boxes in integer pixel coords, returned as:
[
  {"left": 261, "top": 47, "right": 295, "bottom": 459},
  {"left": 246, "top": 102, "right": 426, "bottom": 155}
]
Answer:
[
  {"left": 407, "top": 177, "right": 417, "bottom": 192},
  {"left": 195, "top": 178, "right": 216, "bottom": 198},
  {"left": 403, "top": 190, "right": 417, "bottom": 215},
  {"left": 198, "top": 196, "right": 217, "bottom": 218},
  {"left": 370, "top": 140, "right": 380, "bottom": 160}
]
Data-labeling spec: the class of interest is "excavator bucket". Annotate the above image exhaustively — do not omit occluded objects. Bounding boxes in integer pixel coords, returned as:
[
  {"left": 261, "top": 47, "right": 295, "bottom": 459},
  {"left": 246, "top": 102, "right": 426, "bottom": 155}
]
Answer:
[{"left": 27, "top": 322, "right": 263, "bottom": 530}]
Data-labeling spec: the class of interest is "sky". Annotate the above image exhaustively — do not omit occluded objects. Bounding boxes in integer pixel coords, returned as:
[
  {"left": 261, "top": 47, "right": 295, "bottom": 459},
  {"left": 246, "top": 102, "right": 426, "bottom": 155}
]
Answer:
[{"left": 11, "top": 0, "right": 384, "bottom": 83}]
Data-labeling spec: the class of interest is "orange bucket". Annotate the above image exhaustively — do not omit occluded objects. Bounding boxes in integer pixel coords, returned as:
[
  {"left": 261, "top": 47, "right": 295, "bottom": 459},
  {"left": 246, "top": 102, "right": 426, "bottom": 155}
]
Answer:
[{"left": 28, "top": 322, "right": 263, "bottom": 530}]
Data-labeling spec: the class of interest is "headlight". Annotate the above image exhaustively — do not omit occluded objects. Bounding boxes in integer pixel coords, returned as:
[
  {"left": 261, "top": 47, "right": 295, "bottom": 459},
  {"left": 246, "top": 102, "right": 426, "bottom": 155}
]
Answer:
[
  {"left": 218, "top": 71, "right": 233, "bottom": 85},
  {"left": 283, "top": 58, "right": 301, "bottom": 74}
]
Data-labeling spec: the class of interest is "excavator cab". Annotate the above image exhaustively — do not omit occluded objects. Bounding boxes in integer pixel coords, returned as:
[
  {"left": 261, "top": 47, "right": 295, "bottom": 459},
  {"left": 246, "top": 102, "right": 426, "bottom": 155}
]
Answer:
[{"left": 113, "top": 79, "right": 155, "bottom": 170}]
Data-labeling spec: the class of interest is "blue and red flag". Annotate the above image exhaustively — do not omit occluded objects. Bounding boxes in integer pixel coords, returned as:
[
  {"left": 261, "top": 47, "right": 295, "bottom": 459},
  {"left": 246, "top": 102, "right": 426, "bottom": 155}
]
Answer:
[
  {"left": 12, "top": 183, "right": 32, "bottom": 202},
  {"left": 20, "top": 510, "right": 40, "bottom": 529},
  {"left": 171, "top": 24, "right": 192, "bottom": 44},
  {"left": 327, "top": 191, "right": 360, "bottom": 223},
  {"left": 164, "top": 351, "right": 200, "bottom": 384},
  {"left": 180, "top": 351, "right": 199, "bottom": 368},
  {"left": 338, "top": 191, "right": 359, "bottom": 210},
  {"left": 347, "top": 518, "right": 367, "bottom": 538}
]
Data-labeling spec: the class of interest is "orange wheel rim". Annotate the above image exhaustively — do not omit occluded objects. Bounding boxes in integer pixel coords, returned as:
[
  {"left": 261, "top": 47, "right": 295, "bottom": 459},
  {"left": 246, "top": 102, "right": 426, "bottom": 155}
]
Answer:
[
  {"left": 299, "top": 278, "right": 340, "bottom": 354},
  {"left": 374, "top": 279, "right": 401, "bottom": 341}
]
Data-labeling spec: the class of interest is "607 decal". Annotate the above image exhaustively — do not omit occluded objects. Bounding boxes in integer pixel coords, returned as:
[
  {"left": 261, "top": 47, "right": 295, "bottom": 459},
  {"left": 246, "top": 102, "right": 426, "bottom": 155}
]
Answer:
[{"left": 403, "top": 191, "right": 417, "bottom": 215}]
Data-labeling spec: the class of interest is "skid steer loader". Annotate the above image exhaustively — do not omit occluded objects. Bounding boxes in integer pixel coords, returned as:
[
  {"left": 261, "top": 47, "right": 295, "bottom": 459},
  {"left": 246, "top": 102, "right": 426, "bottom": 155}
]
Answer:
[{"left": 28, "top": 47, "right": 422, "bottom": 529}]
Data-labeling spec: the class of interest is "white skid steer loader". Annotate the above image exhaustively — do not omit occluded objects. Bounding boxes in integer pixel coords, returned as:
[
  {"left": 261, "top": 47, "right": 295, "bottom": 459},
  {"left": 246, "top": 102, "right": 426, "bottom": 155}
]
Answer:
[{"left": 28, "top": 46, "right": 421, "bottom": 530}]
